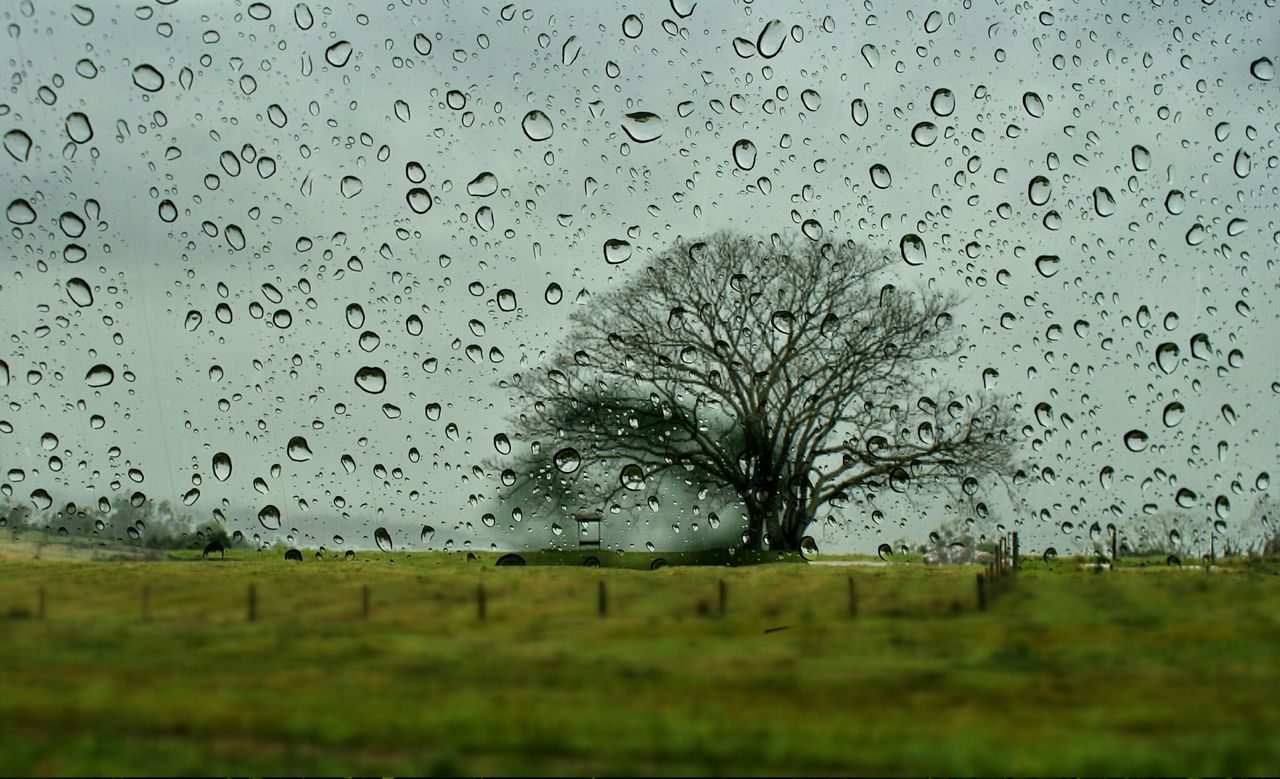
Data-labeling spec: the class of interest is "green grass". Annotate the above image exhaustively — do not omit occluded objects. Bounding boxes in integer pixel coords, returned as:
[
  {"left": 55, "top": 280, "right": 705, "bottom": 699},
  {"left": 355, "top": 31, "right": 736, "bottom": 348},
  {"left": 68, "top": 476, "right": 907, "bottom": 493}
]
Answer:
[{"left": 1, "top": 542, "right": 1278, "bottom": 775}]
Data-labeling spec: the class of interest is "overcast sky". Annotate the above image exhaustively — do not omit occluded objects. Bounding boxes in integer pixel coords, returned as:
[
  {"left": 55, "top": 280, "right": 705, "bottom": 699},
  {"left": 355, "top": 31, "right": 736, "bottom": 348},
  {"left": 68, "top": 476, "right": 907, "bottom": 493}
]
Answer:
[{"left": 1, "top": 0, "right": 1277, "bottom": 555}]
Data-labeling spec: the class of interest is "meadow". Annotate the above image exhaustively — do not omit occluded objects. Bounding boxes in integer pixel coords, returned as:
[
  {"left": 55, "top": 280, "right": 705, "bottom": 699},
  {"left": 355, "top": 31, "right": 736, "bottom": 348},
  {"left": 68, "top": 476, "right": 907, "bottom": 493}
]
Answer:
[{"left": 1, "top": 537, "right": 1277, "bottom": 775}]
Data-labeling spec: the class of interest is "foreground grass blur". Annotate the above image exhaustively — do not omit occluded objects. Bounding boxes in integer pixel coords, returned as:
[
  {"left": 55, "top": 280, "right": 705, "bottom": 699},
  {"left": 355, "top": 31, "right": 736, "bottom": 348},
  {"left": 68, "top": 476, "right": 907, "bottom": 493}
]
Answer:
[{"left": 0, "top": 544, "right": 1277, "bottom": 775}]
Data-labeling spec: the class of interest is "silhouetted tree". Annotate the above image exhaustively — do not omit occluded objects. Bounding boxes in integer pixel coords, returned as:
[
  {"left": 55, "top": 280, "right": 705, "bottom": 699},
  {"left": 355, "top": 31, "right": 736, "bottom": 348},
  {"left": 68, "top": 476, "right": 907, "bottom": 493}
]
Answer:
[{"left": 495, "top": 231, "right": 1014, "bottom": 551}]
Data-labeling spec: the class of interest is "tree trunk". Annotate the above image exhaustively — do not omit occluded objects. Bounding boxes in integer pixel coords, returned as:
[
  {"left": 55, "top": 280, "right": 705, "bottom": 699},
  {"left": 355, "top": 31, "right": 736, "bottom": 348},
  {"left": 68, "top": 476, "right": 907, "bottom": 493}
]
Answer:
[{"left": 742, "top": 509, "right": 766, "bottom": 550}]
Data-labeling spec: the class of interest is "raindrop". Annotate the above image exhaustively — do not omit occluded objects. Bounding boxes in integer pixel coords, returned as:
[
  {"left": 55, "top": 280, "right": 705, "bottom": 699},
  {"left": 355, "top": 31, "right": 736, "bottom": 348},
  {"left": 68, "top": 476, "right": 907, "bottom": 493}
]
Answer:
[
  {"left": 325, "top": 41, "right": 353, "bottom": 67},
  {"left": 373, "top": 527, "right": 394, "bottom": 552},
  {"left": 287, "top": 436, "right": 312, "bottom": 462},
  {"left": 756, "top": 19, "right": 786, "bottom": 58},
  {"left": 521, "top": 110, "right": 554, "bottom": 141},
  {"left": 1022, "top": 91, "right": 1044, "bottom": 117},
  {"left": 1250, "top": 57, "right": 1274, "bottom": 81},
  {"left": 6, "top": 199, "right": 36, "bottom": 225},
  {"left": 1028, "top": 176, "right": 1051, "bottom": 206},
  {"left": 930, "top": 88, "right": 955, "bottom": 116},
  {"left": 212, "top": 452, "right": 232, "bottom": 481},
  {"left": 1123, "top": 430, "right": 1149, "bottom": 452},
  {"left": 131, "top": 64, "right": 164, "bottom": 92},
  {"left": 621, "top": 112, "right": 664, "bottom": 143},
  {"left": 65, "top": 112, "right": 94, "bottom": 143},
  {"left": 911, "top": 122, "right": 937, "bottom": 146},
  {"left": 1131, "top": 145, "right": 1151, "bottom": 171},
  {"left": 1165, "top": 190, "right": 1185, "bottom": 215},
  {"left": 1155, "top": 342, "right": 1180, "bottom": 374},
  {"left": 869, "top": 164, "right": 891, "bottom": 189},
  {"left": 85, "top": 364, "right": 114, "bottom": 387},
  {"left": 620, "top": 464, "right": 645, "bottom": 490},
  {"left": 603, "top": 239, "right": 633, "bottom": 264},
  {"left": 850, "top": 98, "right": 868, "bottom": 126},
  {"left": 899, "top": 233, "right": 926, "bottom": 266},
  {"left": 4, "top": 129, "right": 33, "bottom": 162},
  {"left": 860, "top": 44, "right": 880, "bottom": 68},
  {"left": 340, "top": 176, "right": 363, "bottom": 198},
  {"left": 354, "top": 366, "right": 387, "bottom": 394},
  {"left": 258, "top": 505, "right": 281, "bottom": 530},
  {"left": 622, "top": 14, "right": 643, "bottom": 38},
  {"left": 1232, "top": 149, "right": 1251, "bottom": 179},
  {"left": 466, "top": 172, "right": 498, "bottom": 196},
  {"left": 731, "top": 139, "right": 757, "bottom": 170},
  {"left": 545, "top": 283, "right": 563, "bottom": 304},
  {"left": 1092, "top": 187, "right": 1116, "bottom": 217},
  {"left": 407, "top": 188, "right": 433, "bottom": 214},
  {"left": 553, "top": 447, "right": 582, "bottom": 473},
  {"left": 1162, "top": 402, "right": 1184, "bottom": 427},
  {"left": 345, "top": 303, "right": 365, "bottom": 328},
  {"left": 1034, "top": 255, "right": 1060, "bottom": 278}
]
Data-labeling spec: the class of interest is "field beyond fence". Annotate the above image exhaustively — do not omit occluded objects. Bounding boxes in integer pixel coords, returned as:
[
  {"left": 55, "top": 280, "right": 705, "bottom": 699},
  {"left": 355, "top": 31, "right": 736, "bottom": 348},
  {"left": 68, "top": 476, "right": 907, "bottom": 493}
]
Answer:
[{"left": 1, "top": 546, "right": 1278, "bottom": 775}]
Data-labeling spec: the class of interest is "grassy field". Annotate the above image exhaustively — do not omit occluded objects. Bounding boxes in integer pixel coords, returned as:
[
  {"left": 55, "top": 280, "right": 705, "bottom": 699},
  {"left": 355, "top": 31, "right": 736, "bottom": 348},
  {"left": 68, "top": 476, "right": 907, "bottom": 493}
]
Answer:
[{"left": 1, "top": 538, "right": 1278, "bottom": 775}]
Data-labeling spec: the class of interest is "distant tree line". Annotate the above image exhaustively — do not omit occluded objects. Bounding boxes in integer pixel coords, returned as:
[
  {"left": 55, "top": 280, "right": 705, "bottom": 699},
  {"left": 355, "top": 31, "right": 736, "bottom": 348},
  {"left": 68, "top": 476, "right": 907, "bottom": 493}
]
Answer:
[{"left": 0, "top": 493, "right": 233, "bottom": 551}]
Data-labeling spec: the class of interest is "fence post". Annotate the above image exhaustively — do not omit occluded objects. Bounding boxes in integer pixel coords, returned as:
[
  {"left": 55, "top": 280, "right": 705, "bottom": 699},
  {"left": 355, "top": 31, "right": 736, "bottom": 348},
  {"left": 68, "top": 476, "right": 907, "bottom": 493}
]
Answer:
[
  {"left": 976, "top": 573, "right": 986, "bottom": 611},
  {"left": 37, "top": 585, "right": 45, "bottom": 619},
  {"left": 142, "top": 585, "right": 150, "bottom": 622},
  {"left": 477, "top": 582, "right": 486, "bottom": 621},
  {"left": 362, "top": 584, "right": 370, "bottom": 621},
  {"left": 598, "top": 580, "right": 607, "bottom": 617},
  {"left": 247, "top": 583, "right": 257, "bottom": 622},
  {"left": 1012, "top": 532, "right": 1020, "bottom": 573},
  {"left": 848, "top": 576, "right": 857, "bottom": 618},
  {"left": 718, "top": 579, "right": 727, "bottom": 617},
  {"left": 1111, "top": 527, "right": 1118, "bottom": 568}
]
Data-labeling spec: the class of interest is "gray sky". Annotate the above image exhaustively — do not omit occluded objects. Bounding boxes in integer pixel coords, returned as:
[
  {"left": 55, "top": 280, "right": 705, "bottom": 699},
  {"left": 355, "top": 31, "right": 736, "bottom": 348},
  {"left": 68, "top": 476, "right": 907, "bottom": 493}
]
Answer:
[{"left": 1, "top": 0, "right": 1277, "bottom": 555}]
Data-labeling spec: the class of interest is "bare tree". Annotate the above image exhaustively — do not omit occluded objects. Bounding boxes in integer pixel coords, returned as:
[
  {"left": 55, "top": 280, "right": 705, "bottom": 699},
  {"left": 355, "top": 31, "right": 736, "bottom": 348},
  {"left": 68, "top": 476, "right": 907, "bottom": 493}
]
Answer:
[{"left": 495, "top": 231, "right": 1014, "bottom": 552}]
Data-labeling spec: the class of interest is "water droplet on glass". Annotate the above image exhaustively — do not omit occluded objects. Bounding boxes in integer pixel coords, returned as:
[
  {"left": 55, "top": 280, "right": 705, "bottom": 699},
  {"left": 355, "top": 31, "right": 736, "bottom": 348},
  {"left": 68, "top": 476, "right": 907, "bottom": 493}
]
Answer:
[
  {"left": 930, "top": 88, "right": 955, "bottom": 116},
  {"left": 1034, "top": 255, "right": 1060, "bottom": 278},
  {"left": 407, "top": 188, "right": 433, "bottom": 213},
  {"left": 65, "top": 112, "right": 94, "bottom": 143},
  {"left": 621, "top": 111, "right": 664, "bottom": 143},
  {"left": 553, "top": 447, "right": 581, "bottom": 473},
  {"left": 911, "top": 121, "right": 937, "bottom": 146},
  {"left": 1028, "top": 176, "right": 1051, "bottom": 206},
  {"left": 850, "top": 98, "right": 869, "bottom": 126},
  {"left": 521, "top": 110, "right": 553, "bottom": 141},
  {"left": 899, "top": 233, "right": 926, "bottom": 266},
  {"left": 131, "top": 64, "right": 164, "bottom": 92},
  {"left": 287, "top": 436, "right": 313, "bottom": 462},
  {"left": 732, "top": 139, "right": 757, "bottom": 170},
  {"left": 85, "top": 364, "right": 114, "bottom": 387},
  {"left": 6, "top": 199, "right": 36, "bottom": 225},
  {"left": 757, "top": 19, "right": 786, "bottom": 58},
  {"left": 622, "top": 14, "right": 643, "bottom": 38},
  {"left": 1092, "top": 186, "right": 1116, "bottom": 217},
  {"left": 466, "top": 172, "right": 498, "bottom": 196},
  {"left": 1250, "top": 57, "right": 1274, "bottom": 81},
  {"left": 325, "top": 41, "right": 353, "bottom": 67},
  {"left": 1162, "top": 402, "right": 1184, "bottom": 427},
  {"left": 4, "top": 129, "right": 33, "bottom": 162},
  {"left": 354, "top": 366, "right": 387, "bottom": 394},
  {"left": 1123, "top": 430, "right": 1149, "bottom": 452},
  {"left": 212, "top": 452, "right": 232, "bottom": 481},
  {"left": 1131, "top": 144, "right": 1151, "bottom": 171},
  {"left": 340, "top": 176, "right": 363, "bottom": 198},
  {"left": 869, "top": 164, "right": 891, "bottom": 189},
  {"left": 603, "top": 239, "right": 633, "bottom": 264},
  {"left": 1022, "top": 91, "right": 1044, "bottom": 117},
  {"left": 258, "top": 504, "right": 281, "bottom": 530}
]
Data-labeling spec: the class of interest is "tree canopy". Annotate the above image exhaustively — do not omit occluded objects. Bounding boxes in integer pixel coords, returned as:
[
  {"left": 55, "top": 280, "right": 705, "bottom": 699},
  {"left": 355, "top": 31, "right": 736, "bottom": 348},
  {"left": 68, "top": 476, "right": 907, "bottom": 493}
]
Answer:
[{"left": 495, "top": 231, "right": 1014, "bottom": 551}]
